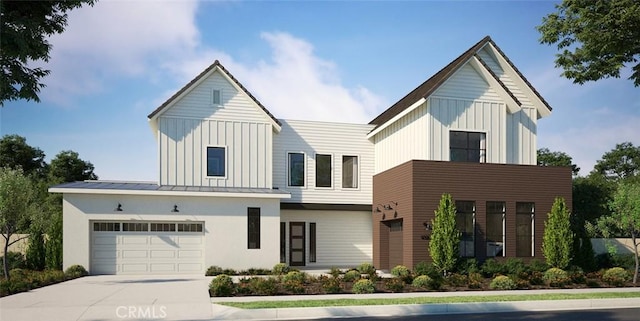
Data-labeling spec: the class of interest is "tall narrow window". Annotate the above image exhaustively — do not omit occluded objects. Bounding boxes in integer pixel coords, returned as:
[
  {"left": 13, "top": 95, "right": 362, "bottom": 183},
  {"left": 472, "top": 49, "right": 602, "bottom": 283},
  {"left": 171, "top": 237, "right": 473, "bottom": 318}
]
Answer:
[
  {"left": 315, "top": 154, "right": 332, "bottom": 187},
  {"left": 212, "top": 89, "right": 221, "bottom": 105},
  {"left": 456, "top": 201, "right": 475, "bottom": 257},
  {"left": 486, "top": 201, "right": 505, "bottom": 257},
  {"left": 450, "top": 131, "right": 486, "bottom": 163},
  {"left": 280, "top": 222, "right": 286, "bottom": 263},
  {"left": 342, "top": 156, "right": 358, "bottom": 188},
  {"left": 516, "top": 202, "right": 535, "bottom": 257},
  {"left": 288, "top": 153, "right": 305, "bottom": 186},
  {"left": 248, "top": 208, "right": 261, "bottom": 249},
  {"left": 310, "top": 223, "right": 316, "bottom": 263},
  {"left": 207, "top": 147, "right": 225, "bottom": 177}
]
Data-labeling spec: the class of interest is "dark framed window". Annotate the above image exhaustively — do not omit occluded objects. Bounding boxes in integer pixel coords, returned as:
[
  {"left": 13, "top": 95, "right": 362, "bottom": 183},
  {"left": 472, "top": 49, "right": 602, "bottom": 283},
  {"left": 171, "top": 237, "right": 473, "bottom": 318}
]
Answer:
[
  {"left": 122, "top": 223, "right": 148, "bottom": 232},
  {"left": 486, "top": 201, "right": 505, "bottom": 257},
  {"left": 207, "top": 147, "right": 226, "bottom": 177},
  {"left": 280, "top": 222, "right": 286, "bottom": 263},
  {"left": 150, "top": 223, "right": 176, "bottom": 232},
  {"left": 450, "top": 131, "right": 486, "bottom": 163},
  {"left": 93, "top": 222, "right": 120, "bottom": 231},
  {"left": 288, "top": 153, "right": 305, "bottom": 186},
  {"left": 455, "top": 201, "right": 475, "bottom": 257},
  {"left": 248, "top": 208, "right": 261, "bottom": 249},
  {"left": 310, "top": 223, "right": 317, "bottom": 263},
  {"left": 342, "top": 156, "right": 358, "bottom": 188},
  {"left": 315, "top": 154, "right": 332, "bottom": 187},
  {"left": 516, "top": 202, "right": 535, "bottom": 257},
  {"left": 177, "top": 223, "right": 203, "bottom": 232}
]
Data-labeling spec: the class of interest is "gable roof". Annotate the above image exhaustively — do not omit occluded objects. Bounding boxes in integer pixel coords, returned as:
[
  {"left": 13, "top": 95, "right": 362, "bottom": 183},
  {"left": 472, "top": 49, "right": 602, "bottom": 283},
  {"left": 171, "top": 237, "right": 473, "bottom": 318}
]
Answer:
[
  {"left": 147, "top": 60, "right": 281, "bottom": 127},
  {"left": 369, "top": 36, "right": 553, "bottom": 128}
]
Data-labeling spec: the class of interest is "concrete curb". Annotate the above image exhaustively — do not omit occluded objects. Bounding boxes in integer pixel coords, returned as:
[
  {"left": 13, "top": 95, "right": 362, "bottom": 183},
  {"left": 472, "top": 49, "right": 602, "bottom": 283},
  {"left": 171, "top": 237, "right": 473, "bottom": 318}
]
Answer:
[{"left": 211, "top": 298, "right": 640, "bottom": 320}]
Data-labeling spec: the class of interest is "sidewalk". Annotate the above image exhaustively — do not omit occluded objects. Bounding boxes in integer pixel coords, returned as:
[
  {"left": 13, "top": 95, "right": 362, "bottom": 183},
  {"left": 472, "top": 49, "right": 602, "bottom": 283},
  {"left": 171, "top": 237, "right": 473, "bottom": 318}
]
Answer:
[{"left": 210, "top": 287, "right": 640, "bottom": 320}]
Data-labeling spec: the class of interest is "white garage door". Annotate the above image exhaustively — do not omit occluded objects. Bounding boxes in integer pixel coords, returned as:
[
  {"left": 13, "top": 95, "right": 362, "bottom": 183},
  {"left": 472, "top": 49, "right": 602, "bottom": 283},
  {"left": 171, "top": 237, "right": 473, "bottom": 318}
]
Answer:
[{"left": 91, "top": 221, "right": 204, "bottom": 275}]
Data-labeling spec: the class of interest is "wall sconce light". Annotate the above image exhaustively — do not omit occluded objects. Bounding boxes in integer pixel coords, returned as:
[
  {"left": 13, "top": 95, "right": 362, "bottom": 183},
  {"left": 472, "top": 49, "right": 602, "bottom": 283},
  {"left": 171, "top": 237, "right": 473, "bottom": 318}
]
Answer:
[
  {"left": 171, "top": 204, "right": 179, "bottom": 213},
  {"left": 423, "top": 221, "right": 432, "bottom": 231},
  {"left": 115, "top": 203, "right": 123, "bottom": 212},
  {"left": 420, "top": 221, "right": 433, "bottom": 240},
  {"left": 374, "top": 206, "right": 382, "bottom": 213},
  {"left": 389, "top": 201, "right": 398, "bottom": 207}
]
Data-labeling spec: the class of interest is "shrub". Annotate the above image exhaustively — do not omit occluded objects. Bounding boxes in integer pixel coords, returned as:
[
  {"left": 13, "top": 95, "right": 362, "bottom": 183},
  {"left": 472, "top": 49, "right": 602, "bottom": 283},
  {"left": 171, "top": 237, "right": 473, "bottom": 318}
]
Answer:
[
  {"left": 235, "top": 277, "right": 252, "bottom": 295},
  {"left": 429, "top": 193, "right": 459, "bottom": 274},
  {"left": 282, "top": 271, "right": 307, "bottom": 284},
  {"left": 272, "top": 263, "right": 289, "bottom": 275},
  {"left": 529, "top": 271, "right": 544, "bottom": 286},
  {"left": 567, "top": 266, "right": 586, "bottom": 284},
  {"left": 390, "top": 265, "right": 411, "bottom": 283},
  {"left": 249, "top": 277, "right": 278, "bottom": 296},
  {"left": 38, "top": 270, "right": 64, "bottom": 286},
  {"left": 504, "top": 258, "right": 527, "bottom": 276},
  {"left": 283, "top": 280, "right": 305, "bottom": 294},
  {"left": 242, "top": 268, "right": 271, "bottom": 276},
  {"left": 205, "top": 266, "right": 224, "bottom": 276},
  {"left": 385, "top": 277, "right": 405, "bottom": 293},
  {"left": 0, "top": 252, "right": 26, "bottom": 271},
  {"left": 543, "top": 268, "right": 569, "bottom": 287},
  {"left": 9, "top": 268, "right": 27, "bottom": 280},
  {"left": 411, "top": 275, "right": 432, "bottom": 289},
  {"left": 481, "top": 259, "right": 506, "bottom": 277},
  {"left": 64, "top": 265, "right": 88, "bottom": 279},
  {"left": 26, "top": 228, "right": 46, "bottom": 271},
  {"left": 457, "top": 258, "right": 480, "bottom": 274},
  {"left": 209, "top": 275, "right": 234, "bottom": 297},
  {"left": 352, "top": 279, "right": 375, "bottom": 294},
  {"left": 414, "top": 262, "right": 438, "bottom": 277},
  {"left": 467, "top": 272, "right": 484, "bottom": 289},
  {"left": 542, "top": 197, "right": 572, "bottom": 269},
  {"left": 489, "top": 275, "right": 517, "bottom": 290},
  {"left": 445, "top": 273, "right": 467, "bottom": 287},
  {"left": 222, "top": 268, "right": 237, "bottom": 275},
  {"left": 602, "top": 267, "right": 630, "bottom": 287},
  {"left": 329, "top": 267, "right": 342, "bottom": 278},
  {"left": 320, "top": 275, "right": 342, "bottom": 294},
  {"left": 528, "top": 259, "right": 549, "bottom": 273},
  {"left": 611, "top": 254, "right": 636, "bottom": 271},
  {"left": 357, "top": 262, "right": 376, "bottom": 277},
  {"left": 343, "top": 269, "right": 361, "bottom": 282}
]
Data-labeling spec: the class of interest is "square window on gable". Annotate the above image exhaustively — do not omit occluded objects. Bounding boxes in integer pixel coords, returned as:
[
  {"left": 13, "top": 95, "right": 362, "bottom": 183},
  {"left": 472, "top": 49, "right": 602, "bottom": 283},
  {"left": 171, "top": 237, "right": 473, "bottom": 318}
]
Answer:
[
  {"left": 207, "top": 146, "right": 226, "bottom": 177},
  {"left": 212, "top": 89, "right": 222, "bottom": 105}
]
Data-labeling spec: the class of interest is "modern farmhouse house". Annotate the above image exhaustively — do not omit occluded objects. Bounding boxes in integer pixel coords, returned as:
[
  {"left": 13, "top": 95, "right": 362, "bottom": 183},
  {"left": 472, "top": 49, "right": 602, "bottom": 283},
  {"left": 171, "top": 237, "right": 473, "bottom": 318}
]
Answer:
[{"left": 50, "top": 36, "right": 571, "bottom": 275}]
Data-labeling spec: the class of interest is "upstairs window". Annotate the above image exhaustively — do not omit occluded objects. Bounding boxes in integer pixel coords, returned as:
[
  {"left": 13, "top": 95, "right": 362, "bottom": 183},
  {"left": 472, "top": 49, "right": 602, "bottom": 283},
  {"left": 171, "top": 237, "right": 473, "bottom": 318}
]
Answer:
[
  {"left": 342, "top": 156, "right": 359, "bottom": 188},
  {"left": 207, "top": 147, "right": 226, "bottom": 177},
  {"left": 315, "top": 154, "right": 332, "bottom": 188},
  {"left": 450, "top": 131, "right": 486, "bottom": 163},
  {"left": 288, "top": 152, "right": 305, "bottom": 187},
  {"left": 212, "top": 89, "right": 222, "bottom": 105}
]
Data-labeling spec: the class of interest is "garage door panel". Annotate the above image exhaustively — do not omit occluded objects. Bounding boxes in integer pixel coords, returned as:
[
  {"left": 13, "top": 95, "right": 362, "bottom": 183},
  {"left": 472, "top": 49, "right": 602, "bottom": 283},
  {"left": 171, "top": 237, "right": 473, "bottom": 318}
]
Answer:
[
  {"left": 122, "top": 250, "right": 148, "bottom": 259},
  {"left": 178, "top": 237, "right": 202, "bottom": 245},
  {"left": 178, "top": 250, "right": 202, "bottom": 258},
  {"left": 93, "top": 235, "right": 118, "bottom": 245},
  {"left": 93, "top": 250, "right": 118, "bottom": 259},
  {"left": 178, "top": 263, "right": 202, "bottom": 272},
  {"left": 122, "top": 236, "right": 149, "bottom": 245},
  {"left": 150, "top": 263, "right": 176, "bottom": 272},
  {"left": 150, "top": 250, "right": 176, "bottom": 258},
  {"left": 122, "top": 264, "right": 148, "bottom": 273},
  {"left": 151, "top": 236, "right": 177, "bottom": 246}
]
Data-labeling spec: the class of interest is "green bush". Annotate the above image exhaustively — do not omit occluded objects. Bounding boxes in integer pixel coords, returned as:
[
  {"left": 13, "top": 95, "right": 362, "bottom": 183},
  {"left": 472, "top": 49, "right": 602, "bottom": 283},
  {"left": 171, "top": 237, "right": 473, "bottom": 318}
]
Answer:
[
  {"left": 235, "top": 277, "right": 252, "bottom": 295},
  {"left": 568, "top": 266, "right": 586, "bottom": 284},
  {"left": 283, "top": 279, "right": 305, "bottom": 294},
  {"left": 249, "top": 277, "right": 279, "bottom": 296},
  {"left": 272, "top": 263, "right": 289, "bottom": 275},
  {"left": 413, "top": 261, "right": 441, "bottom": 280},
  {"left": 352, "top": 279, "right": 375, "bottom": 294},
  {"left": 390, "top": 265, "right": 411, "bottom": 283},
  {"left": 9, "top": 268, "right": 27, "bottom": 280},
  {"left": 222, "top": 268, "right": 237, "bottom": 275},
  {"left": 357, "top": 262, "right": 376, "bottom": 277},
  {"left": 529, "top": 271, "right": 545, "bottom": 285},
  {"left": 467, "top": 272, "right": 484, "bottom": 289},
  {"left": 543, "top": 268, "right": 569, "bottom": 287},
  {"left": 320, "top": 275, "right": 342, "bottom": 294},
  {"left": 329, "top": 267, "right": 342, "bottom": 278},
  {"left": 385, "top": 277, "right": 405, "bottom": 293},
  {"left": 343, "top": 269, "right": 361, "bottom": 282},
  {"left": 0, "top": 252, "right": 26, "bottom": 270},
  {"left": 64, "top": 265, "right": 88, "bottom": 279},
  {"left": 602, "top": 267, "right": 630, "bottom": 287},
  {"left": 445, "top": 273, "right": 467, "bottom": 287},
  {"left": 457, "top": 258, "right": 480, "bottom": 274},
  {"left": 504, "top": 258, "right": 527, "bottom": 276},
  {"left": 282, "top": 271, "right": 307, "bottom": 284},
  {"left": 209, "top": 274, "right": 234, "bottom": 297},
  {"left": 411, "top": 275, "right": 432, "bottom": 289},
  {"left": 205, "top": 266, "right": 224, "bottom": 276},
  {"left": 26, "top": 228, "right": 46, "bottom": 271},
  {"left": 241, "top": 268, "right": 271, "bottom": 276},
  {"left": 611, "top": 254, "right": 636, "bottom": 271},
  {"left": 489, "top": 275, "right": 516, "bottom": 290},
  {"left": 528, "top": 259, "right": 549, "bottom": 273},
  {"left": 481, "top": 259, "right": 506, "bottom": 277}
]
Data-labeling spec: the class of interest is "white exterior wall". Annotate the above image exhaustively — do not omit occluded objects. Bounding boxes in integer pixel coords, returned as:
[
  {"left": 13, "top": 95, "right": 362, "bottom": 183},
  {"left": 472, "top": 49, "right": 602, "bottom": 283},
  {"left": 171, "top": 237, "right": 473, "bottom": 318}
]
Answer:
[
  {"left": 281, "top": 210, "right": 372, "bottom": 267},
  {"left": 156, "top": 70, "right": 275, "bottom": 188},
  {"left": 273, "top": 120, "right": 375, "bottom": 204},
  {"left": 506, "top": 107, "right": 537, "bottom": 165},
  {"left": 62, "top": 193, "right": 280, "bottom": 273}
]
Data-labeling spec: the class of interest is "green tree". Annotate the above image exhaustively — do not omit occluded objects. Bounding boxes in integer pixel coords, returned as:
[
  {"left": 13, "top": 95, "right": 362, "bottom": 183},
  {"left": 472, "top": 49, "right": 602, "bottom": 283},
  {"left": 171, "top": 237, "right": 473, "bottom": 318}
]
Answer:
[
  {"left": 429, "top": 193, "right": 459, "bottom": 275},
  {"left": 45, "top": 209, "right": 62, "bottom": 270},
  {"left": 542, "top": 197, "right": 574, "bottom": 269},
  {"left": 25, "top": 225, "right": 46, "bottom": 271},
  {"left": 49, "top": 150, "right": 98, "bottom": 183},
  {"left": 537, "top": 147, "right": 580, "bottom": 176},
  {"left": 573, "top": 173, "right": 616, "bottom": 222},
  {"left": 0, "top": 168, "right": 40, "bottom": 279},
  {"left": 600, "top": 180, "right": 640, "bottom": 283},
  {"left": 0, "top": 0, "right": 97, "bottom": 105},
  {"left": 0, "top": 135, "right": 47, "bottom": 178},
  {"left": 593, "top": 142, "right": 640, "bottom": 180},
  {"left": 537, "top": 0, "right": 640, "bottom": 86}
]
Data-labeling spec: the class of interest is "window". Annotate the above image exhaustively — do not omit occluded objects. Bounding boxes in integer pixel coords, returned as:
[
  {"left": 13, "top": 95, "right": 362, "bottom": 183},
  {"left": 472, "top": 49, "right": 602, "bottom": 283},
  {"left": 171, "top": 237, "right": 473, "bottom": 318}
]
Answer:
[
  {"left": 516, "top": 202, "right": 535, "bottom": 257},
  {"left": 486, "top": 201, "right": 505, "bottom": 257},
  {"left": 280, "top": 222, "right": 286, "bottom": 263},
  {"left": 122, "top": 223, "right": 148, "bottom": 232},
  {"left": 310, "top": 223, "right": 316, "bottom": 263},
  {"left": 288, "top": 153, "right": 305, "bottom": 187},
  {"left": 93, "top": 222, "right": 120, "bottom": 231},
  {"left": 177, "top": 223, "right": 203, "bottom": 232},
  {"left": 315, "top": 154, "right": 332, "bottom": 187},
  {"left": 248, "top": 208, "right": 261, "bottom": 249},
  {"left": 456, "top": 201, "right": 475, "bottom": 257},
  {"left": 150, "top": 223, "right": 176, "bottom": 232},
  {"left": 342, "top": 156, "right": 358, "bottom": 188},
  {"left": 212, "top": 89, "right": 221, "bottom": 105},
  {"left": 450, "top": 131, "right": 486, "bottom": 163},
  {"left": 207, "top": 147, "right": 225, "bottom": 177}
]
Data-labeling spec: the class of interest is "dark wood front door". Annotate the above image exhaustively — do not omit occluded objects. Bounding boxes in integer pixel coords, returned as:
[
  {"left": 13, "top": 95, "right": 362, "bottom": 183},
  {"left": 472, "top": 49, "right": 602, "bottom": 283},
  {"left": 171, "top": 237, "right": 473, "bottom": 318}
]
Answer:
[
  {"left": 289, "top": 222, "right": 305, "bottom": 266},
  {"left": 388, "top": 219, "right": 403, "bottom": 269}
]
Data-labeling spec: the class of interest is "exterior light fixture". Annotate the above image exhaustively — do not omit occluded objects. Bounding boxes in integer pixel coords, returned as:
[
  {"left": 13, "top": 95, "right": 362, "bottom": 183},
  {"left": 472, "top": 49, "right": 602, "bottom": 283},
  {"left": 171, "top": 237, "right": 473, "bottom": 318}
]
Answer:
[
  {"left": 115, "top": 203, "right": 123, "bottom": 212},
  {"left": 374, "top": 207, "right": 382, "bottom": 213},
  {"left": 171, "top": 204, "right": 179, "bottom": 213}
]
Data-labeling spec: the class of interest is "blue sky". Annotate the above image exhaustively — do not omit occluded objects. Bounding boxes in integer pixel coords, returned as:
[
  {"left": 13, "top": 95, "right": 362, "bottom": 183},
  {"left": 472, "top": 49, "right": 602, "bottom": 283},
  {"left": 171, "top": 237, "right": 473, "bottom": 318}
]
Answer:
[{"left": 1, "top": 0, "right": 638, "bottom": 181}]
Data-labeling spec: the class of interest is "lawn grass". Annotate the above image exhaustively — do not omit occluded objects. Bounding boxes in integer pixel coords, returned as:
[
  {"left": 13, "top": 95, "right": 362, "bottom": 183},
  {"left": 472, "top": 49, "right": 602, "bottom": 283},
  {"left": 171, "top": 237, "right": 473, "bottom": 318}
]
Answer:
[{"left": 218, "top": 291, "right": 640, "bottom": 309}]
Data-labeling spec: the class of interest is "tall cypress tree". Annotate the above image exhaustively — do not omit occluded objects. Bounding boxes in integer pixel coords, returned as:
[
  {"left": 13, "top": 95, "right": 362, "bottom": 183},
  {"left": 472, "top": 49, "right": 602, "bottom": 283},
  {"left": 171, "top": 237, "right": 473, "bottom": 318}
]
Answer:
[
  {"left": 429, "top": 193, "right": 459, "bottom": 275},
  {"left": 542, "top": 197, "right": 573, "bottom": 269}
]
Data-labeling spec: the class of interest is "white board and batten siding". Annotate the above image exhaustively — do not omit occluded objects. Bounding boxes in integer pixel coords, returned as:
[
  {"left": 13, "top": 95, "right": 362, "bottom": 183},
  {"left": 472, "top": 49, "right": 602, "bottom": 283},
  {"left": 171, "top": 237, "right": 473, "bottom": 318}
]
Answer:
[
  {"left": 157, "top": 70, "right": 275, "bottom": 188},
  {"left": 273, "top": 120, "right": 375, "bottom": 204}
]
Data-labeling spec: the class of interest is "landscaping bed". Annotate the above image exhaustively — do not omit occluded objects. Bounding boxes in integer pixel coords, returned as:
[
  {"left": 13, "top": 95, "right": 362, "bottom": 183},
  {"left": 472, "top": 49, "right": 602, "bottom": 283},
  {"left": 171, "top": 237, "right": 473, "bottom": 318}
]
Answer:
[{"left": 0, "top": 265, "right": 89, "bottom": 297}]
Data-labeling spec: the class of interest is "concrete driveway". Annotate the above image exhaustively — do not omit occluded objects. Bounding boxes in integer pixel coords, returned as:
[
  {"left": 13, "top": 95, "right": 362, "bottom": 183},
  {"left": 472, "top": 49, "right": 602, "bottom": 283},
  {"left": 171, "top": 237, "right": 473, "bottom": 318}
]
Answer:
[{"left": 0, "top": 275, "right": 214, "bottom": 321}]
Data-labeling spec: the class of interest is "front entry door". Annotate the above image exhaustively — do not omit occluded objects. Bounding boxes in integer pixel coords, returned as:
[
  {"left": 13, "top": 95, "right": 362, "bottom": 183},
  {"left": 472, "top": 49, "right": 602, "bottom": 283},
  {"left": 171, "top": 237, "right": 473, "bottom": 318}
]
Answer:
[{"left": 289, "top": 222, "right": 305, "bottom": 266}]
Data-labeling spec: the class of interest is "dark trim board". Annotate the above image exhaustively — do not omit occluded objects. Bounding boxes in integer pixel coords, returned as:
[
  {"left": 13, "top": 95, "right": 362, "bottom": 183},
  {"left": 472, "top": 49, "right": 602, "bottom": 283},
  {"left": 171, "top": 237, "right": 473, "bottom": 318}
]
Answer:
[{"left": 280, "top": 203, "right": 372, "bottom": 211}]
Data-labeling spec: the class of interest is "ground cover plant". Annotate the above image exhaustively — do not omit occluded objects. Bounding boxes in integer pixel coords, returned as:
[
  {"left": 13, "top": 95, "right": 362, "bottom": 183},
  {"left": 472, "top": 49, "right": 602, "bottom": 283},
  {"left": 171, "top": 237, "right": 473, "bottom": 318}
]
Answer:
[{"left": 0, "top": 263, "right": 88, "bottom": 297}]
